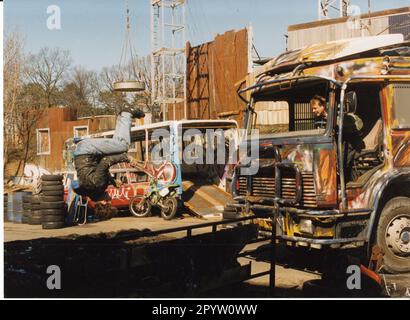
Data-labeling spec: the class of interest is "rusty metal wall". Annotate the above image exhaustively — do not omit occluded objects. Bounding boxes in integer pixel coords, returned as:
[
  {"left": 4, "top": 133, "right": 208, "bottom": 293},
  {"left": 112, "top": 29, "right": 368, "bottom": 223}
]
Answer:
[{"left": 169, "top": 28, "right": 249, "bottom": 125}]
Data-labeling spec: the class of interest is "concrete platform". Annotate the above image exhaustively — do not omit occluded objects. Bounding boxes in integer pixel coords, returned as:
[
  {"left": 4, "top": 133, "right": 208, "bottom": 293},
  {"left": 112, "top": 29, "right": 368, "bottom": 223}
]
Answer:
[{"left": 4, "top": 215, "right": 219, "bottom": 242}]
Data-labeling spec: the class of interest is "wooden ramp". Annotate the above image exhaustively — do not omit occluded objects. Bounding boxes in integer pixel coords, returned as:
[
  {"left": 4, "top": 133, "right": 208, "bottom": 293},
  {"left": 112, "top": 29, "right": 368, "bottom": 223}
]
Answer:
[{"left": 182, "top": 180, "right": 233, "bottom": 218}]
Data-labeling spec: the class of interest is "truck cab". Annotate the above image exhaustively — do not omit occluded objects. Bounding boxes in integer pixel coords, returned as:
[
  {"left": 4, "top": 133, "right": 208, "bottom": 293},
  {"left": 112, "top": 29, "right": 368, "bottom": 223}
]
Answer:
[{"left": 232, "top": 34, "right": 410, "bottom": 273}]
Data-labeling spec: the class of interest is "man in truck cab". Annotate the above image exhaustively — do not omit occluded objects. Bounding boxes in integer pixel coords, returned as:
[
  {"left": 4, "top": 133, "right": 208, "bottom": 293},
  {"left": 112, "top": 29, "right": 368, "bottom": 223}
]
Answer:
[
  {"left": 73, "top": 107, "right": 145, "bottom": 219},
  {"left": 310, "top": 94, "right": 364, "bottom": 182}
]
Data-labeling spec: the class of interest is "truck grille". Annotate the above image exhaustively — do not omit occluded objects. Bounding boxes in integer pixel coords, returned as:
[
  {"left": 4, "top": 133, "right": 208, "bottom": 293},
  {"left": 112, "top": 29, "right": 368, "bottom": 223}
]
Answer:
[{"left": 238, "top": 171, "right": 317, "bottom": 208}]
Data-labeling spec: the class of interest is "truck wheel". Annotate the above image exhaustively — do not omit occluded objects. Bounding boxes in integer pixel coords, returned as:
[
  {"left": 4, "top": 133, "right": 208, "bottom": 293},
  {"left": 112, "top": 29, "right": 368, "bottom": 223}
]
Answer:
[
  {"left": 161, "top": 197, "right": 178, "bottom": 220},
  {"left": 376, "top": 197, "right": 410, "bottom": 273}
]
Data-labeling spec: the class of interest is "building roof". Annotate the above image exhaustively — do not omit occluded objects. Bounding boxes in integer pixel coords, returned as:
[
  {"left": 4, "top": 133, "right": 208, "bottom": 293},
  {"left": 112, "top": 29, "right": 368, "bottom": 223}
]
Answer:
[{"left": 288, "top": 6, "right": 410, "bottom": 32}]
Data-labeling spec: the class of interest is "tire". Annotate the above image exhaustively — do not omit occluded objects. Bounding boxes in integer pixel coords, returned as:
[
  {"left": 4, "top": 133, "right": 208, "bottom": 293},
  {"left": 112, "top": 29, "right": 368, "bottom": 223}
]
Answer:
[
  {"left": 42, "top": 190, "right": 64, "bottom": 196},
  {"left": 32, "top": 210, "right": 43, "bottom": 218},
  {"left": 42, "top": 209, "right": 66, "bottom": 216},
  {"left": 23, "top": 195, "right": 32, "bottom": 203},
  {"left": 40, "top": 196, "right": 64, "bottom": 202},
  {"left": 41, "top": 185, "right": 64, "bottom": 192},
  {"left": 31, "top": 204, "right": 42, "bottom": 211},
  {"left": 42, "top": 221, "right": 65, "bottom": 230},
  {"left": 28, "top": 216, "right": 42, "bottom": 225},
  {"left": 22, "top": 213, "right": 30, "bottom": 224},
  {"left": 31, "top": 195, "right": 41, "bottom": 204},
  {"left": 375, "top": 197, "right": 410, "bottom": 274},
  {"left": 129, "top": 197, "right": 152, "bottom": 218},
  {"left": 41, "top": 181, "right": 63, "bottom": 187},
  {"left": 41, "top": 201, "right": 65, "bottom": 209},
  {"left": 160, "top": 197, "right": 178, "bottom": 220},
  {"left": 42, "top": 215, "right": 65, "bottom": 223},
  {"left": 41, "top": 174, "right": 63, "bottom": 181}
]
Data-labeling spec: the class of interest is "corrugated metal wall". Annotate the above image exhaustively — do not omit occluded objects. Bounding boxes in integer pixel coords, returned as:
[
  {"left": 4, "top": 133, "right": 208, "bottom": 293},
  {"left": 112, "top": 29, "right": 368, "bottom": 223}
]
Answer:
[{"left": 166, "top": 28, "right": 250, "bottom": 125}]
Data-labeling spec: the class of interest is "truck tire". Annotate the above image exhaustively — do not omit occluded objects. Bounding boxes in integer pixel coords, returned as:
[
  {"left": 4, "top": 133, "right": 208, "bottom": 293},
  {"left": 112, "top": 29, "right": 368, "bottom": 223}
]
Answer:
[
  {"left": 28, "top": 212, "right": 42, "bottom": 225},
  {"left": 31, "top": 195, "right": 41, "bottom": 204},
  {"left": 41, "top": 201, "right": 65, "bottom": 209},
  {"left": 41, "top": 181, "right": 63, "bottom": 186},
  {"left": 376, "top": 197, "right": 410, "bottom": 273},
  {"left": 41, "top": 185, "right": 64, "bottom": 192},
  {"left": 42, "top": 190, "right": 64, "bottom": 196},
  {"left": 40, "top": 196, "right": 64, "bottom": 202},
  {"left": 31, "top": 204, "right": 42, "bottom": 210},
  {"left": 42, "top": 209, "right": 66, "bottom": 216},
  {"left": 42, "top": 221, "right": 65, "bottom": 230},
  {"left": 42, "top": 215, "right": 65, "bottom": 223},
  {"left": 41, "top": 175, "right": 63, "bottom": 181}
]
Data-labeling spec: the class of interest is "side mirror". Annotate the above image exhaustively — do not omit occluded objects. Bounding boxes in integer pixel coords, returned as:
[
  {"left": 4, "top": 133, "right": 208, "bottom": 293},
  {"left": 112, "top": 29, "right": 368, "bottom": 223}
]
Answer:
[{"left": 344, "top": 91, "right": 357, "bottom": 113}]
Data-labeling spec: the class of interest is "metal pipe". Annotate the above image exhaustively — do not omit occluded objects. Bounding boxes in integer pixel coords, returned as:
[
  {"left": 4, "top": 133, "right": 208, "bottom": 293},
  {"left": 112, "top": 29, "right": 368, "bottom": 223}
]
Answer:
[
  {"left": 338, "top": 83, "right": 347, "bottom": 209},
  {"left": 238, "top": 75, "right": 341, "bottom": 95}
]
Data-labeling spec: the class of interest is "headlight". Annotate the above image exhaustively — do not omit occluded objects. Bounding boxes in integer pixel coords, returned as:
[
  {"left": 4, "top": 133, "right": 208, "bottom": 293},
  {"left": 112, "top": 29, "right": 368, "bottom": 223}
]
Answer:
[{"left": 299, "top": 219, "right": 314, "bottom": 235}]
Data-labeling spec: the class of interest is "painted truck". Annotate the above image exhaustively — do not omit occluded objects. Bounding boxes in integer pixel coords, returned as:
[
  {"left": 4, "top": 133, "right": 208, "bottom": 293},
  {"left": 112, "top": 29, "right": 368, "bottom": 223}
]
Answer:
[{"left": 231, "top": 34, "right": 410, "bottom": 274}]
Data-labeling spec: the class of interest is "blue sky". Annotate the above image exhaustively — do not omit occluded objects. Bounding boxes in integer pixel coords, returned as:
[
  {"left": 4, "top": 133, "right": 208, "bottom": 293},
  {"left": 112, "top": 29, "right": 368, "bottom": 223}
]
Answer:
[{"left": 5, "top": 0, "right": 410, "bottom": 71}]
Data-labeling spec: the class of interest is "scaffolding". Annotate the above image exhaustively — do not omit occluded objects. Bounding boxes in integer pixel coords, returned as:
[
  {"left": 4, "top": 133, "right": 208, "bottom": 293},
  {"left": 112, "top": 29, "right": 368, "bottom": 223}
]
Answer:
[
  {"left": 318, "top": 0, "right": 350, "bottom": 20},
  {"left": 151, "top": 0, "right": 187, "bottom": 121}
]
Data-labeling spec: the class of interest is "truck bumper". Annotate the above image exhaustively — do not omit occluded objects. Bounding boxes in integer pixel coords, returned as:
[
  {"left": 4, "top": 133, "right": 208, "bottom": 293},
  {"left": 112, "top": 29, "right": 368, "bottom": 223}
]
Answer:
[{"left": 231, "top": 197, "right": 372, "bottom": 249}]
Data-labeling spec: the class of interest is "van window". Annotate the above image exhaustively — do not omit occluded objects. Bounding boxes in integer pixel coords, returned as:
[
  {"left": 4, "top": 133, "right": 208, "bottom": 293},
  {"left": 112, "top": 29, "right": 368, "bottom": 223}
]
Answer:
[{"left": 392, "top": 84, "right": 410, "bottom": 129}]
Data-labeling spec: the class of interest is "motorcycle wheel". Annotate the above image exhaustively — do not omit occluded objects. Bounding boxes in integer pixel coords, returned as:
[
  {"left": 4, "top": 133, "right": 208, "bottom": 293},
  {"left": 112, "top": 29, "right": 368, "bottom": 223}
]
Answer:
[
  {"left": 129, "top": 197, "right": 152, "bottom": 218},
  {"left": 161, "top": 197, "right": 178, "bottom": 220}
]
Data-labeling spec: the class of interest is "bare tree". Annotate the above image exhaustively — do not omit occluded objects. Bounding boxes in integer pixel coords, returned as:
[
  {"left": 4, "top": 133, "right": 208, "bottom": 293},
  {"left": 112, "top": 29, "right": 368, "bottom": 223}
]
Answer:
[
  {"left": 12, "top": 83, "right": 46, "bottom": 178},
  {"left": 58, "top": 67, "right": 102, "bottom": 117},
  {"left": 25, "top": 47, "right": 72, "bottom": 108},
  {"left": 4, "top": 29, "right": 25, "bottom": 171}
]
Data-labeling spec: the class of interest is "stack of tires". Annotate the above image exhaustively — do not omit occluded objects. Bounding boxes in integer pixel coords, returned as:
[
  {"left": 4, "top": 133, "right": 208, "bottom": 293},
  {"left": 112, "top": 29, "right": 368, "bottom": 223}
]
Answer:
[
  {"left": 22, "top": 194, "right": 33, "bottom": 224},
  {"left": 4, "top": 193, "right": 9, "bottom": 218},
  {"left": 29, "top": 195, "right": 43, "bottom": 225},
  {"left": 40, "top": 175, "right": 66, "bottom": 230}
]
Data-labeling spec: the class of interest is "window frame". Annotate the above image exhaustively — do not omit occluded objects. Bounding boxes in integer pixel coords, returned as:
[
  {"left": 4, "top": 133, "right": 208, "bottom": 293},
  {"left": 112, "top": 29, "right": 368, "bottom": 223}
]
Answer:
[
  {"left": 73, "top": 125, "right": 89, "bottom": 138},
  {"left": 36, "top": 128, "right": 51, "bottom": 155},
  {"left": 391, "top": 83, "right": 410, "bottom": 130}
]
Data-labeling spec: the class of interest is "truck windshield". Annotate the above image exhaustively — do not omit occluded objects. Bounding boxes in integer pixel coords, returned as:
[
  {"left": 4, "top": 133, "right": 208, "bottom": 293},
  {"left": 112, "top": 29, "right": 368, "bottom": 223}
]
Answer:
[{"left": 248, "top": 79, "right": 332, "bottom": 136}]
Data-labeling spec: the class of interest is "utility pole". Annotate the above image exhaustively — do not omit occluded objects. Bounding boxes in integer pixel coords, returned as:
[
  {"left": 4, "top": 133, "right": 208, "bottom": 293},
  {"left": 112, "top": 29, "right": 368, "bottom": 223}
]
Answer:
[
  {"left": 318, "top": 0, "right": 350, "bottom": 20},
  {"left": 151, "top": 0, "right": 187, "bottom": 122}
]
